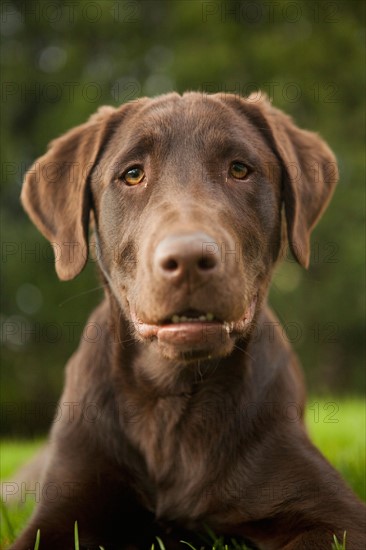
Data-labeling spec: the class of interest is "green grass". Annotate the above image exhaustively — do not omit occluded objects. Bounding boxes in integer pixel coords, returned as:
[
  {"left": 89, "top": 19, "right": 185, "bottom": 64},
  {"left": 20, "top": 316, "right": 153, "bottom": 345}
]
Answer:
[
  {"left": 1, "top": 398, "right": 363, "bottom": 549},
  {"left": 0, "top": 439, "right": 44, "bottom": 549},
  {"left": 0, "top": 440, "right": 44, "bottom": 480},
  {"left": 306, "top": 398, "right": 366, "bottom": 501}
]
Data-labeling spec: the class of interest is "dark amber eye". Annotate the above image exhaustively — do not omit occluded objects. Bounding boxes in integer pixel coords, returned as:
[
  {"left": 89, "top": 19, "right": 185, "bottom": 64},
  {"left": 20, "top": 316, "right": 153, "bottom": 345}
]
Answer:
[
  {"left": 229, "top": 162, "right": 249, "bottom": 180},
  {"left": 123, "top": 167, "right": 145, "bottom": 186}
]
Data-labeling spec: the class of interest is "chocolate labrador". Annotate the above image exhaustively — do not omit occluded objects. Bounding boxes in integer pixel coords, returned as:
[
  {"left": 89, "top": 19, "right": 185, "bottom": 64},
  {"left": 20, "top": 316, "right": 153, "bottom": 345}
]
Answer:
[{"left": 9, "top": 92, "right": 366, "bottom": 549}]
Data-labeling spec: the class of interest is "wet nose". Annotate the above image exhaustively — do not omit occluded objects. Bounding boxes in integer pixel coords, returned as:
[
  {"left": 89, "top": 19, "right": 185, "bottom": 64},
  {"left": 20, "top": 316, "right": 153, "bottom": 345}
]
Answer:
[{"left": 154, "top": 232, "right": 220, "bottom": 283}]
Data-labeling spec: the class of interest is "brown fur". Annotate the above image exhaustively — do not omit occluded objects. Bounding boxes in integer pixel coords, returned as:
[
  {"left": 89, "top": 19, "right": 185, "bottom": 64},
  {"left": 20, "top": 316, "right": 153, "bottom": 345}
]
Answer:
[{"left": 9, "top": 92, "right": 365, "bottom": 549}]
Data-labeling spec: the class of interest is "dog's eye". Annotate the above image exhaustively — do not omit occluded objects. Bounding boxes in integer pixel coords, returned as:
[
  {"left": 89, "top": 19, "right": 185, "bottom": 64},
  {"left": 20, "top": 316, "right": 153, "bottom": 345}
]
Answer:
[
  {"left": 229, "top": 162, "right": 249, "bottom": 180},
  {"left": 123, "top": 167, "right": 145, "bottom": 186}
]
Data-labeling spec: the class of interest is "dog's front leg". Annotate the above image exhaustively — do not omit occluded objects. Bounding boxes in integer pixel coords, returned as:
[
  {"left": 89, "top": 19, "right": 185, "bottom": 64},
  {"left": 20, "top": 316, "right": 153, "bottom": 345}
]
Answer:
[
  {"left": 8, "top": 449, "right": 155, "bottom": 550},
  {"left": 218, "top": 430, "right": 366, "bottom": 550}
]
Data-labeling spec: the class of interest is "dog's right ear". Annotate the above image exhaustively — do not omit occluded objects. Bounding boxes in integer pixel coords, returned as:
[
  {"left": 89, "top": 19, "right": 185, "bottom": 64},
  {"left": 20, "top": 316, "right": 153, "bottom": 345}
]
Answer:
[{"left": 21, "top": 106, "right": 117, "bottom": 281}]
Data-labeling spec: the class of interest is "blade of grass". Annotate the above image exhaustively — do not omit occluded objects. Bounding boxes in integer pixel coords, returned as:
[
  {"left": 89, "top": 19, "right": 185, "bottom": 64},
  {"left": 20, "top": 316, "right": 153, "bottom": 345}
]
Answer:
[
  {"left": 74, "top": 521, "right": 79, "bottom": 550},
  {"left": 155, "top": 536, "right": 166, "bottom": 550},
  {"left": 33, "top": 529, "right": 40, "bottom": 550},
  {"left": 332, "top": 531, "right": 347, "bottom": 550}
]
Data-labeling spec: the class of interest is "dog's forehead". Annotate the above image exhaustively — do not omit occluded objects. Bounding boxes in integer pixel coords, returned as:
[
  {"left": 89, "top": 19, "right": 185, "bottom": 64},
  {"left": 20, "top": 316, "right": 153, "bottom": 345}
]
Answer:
[
  {"left": 133, "top": 92, "right": 248, "bottom": 134},
  {"left": 111, "top": 92, "right": 266, "bottom": 160}
]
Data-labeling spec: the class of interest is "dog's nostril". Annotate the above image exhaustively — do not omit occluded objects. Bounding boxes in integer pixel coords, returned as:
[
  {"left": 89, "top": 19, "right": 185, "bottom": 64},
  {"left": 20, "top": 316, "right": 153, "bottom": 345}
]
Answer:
[
  {"left": 162, "top": 258, "right": 179, "bottom": 272},
  {"left": 154, "top": 232, "right": 220, "bottom": 281},
  {"left": 198, "top": 256, "right": 216, "bottom": 270},
  {"left": 159, "top": 254, "right": 217, "bottom": 277}
]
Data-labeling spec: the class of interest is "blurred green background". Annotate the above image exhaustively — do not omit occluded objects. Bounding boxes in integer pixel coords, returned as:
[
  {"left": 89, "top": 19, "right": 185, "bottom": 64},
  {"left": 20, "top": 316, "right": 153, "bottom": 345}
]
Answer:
[{"left": 1, "top": 0, "right": 365, "bottom": 436}]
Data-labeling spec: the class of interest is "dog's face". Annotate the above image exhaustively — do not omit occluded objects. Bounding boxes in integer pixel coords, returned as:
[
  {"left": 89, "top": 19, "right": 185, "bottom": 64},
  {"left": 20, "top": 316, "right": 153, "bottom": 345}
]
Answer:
[
  {"left": 21, "top": 92, "right": 338, "bottom": 364},
  {"left": 92, "top": 94, "right": 282, "bottom": 362}
]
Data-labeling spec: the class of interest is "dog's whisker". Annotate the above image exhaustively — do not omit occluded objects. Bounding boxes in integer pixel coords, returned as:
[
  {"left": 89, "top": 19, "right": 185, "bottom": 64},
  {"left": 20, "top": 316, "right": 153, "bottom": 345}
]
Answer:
[
  {"left": 58, "top": 285, "right": 104, "bottom": 307},
  {"left": 233, "top": 343, "right": 255, "bottom": 362}
]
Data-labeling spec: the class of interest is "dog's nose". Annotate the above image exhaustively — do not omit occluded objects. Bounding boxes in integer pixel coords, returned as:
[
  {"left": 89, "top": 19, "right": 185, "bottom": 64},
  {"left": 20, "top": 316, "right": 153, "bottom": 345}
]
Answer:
[{"left": 154, "top": 232, "right": 220, "bottom": 283}]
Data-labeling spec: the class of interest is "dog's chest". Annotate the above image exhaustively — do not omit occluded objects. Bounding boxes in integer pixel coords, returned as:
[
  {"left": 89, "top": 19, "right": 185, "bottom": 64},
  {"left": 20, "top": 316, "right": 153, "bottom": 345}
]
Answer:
[{"left": 124, "top": 394, "right": 229, "bottom": 519}]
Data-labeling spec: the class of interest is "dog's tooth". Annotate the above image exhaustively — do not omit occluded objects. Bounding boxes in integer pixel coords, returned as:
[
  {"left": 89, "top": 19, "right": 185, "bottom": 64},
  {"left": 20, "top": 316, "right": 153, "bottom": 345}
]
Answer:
[
  {"left": 170, "top": 313, "right": 217, "bottom": 324},
  {"left": 223, "top": 321, "right": 234, "bottom": 334}
]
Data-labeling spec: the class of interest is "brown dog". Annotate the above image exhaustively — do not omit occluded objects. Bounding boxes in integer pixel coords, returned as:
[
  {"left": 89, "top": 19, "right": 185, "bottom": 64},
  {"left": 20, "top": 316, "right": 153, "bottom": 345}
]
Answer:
[{"left": 10, "top": 92, "right": 365, "bottom": 549}]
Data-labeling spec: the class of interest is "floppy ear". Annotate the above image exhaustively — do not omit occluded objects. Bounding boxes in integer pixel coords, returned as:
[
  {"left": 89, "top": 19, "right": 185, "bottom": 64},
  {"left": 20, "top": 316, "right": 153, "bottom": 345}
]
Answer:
[
  {"left": 227, "top": 93, "right": 338, "bottom": 267},
  {"left": 21, "top": 106, "right": 117, "bottom": 280}
]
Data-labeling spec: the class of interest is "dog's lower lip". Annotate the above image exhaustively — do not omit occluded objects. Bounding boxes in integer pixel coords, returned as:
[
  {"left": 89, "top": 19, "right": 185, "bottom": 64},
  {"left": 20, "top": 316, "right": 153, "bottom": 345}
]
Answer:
[
  {"left": 157, "top": 321, "right": 225, "bottom": 346},
  {"left": 131, "top": 295, "right": 257, "bottom": 341}
]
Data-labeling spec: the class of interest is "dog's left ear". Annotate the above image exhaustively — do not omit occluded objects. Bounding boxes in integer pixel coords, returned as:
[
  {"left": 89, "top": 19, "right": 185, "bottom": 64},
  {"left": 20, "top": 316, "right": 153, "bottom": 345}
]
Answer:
[
  {"left": 226, "top": 94, "right": 338, "bottom": 267},
  {"left": 21, "top": 106, "right": 117, "bottom": 281}
]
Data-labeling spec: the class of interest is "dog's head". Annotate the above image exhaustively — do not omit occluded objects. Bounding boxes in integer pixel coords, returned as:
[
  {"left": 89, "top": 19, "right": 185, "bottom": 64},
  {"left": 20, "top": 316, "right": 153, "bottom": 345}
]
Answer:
[{"left": 22, "top": 92, "right": 338, "bottom": 363}]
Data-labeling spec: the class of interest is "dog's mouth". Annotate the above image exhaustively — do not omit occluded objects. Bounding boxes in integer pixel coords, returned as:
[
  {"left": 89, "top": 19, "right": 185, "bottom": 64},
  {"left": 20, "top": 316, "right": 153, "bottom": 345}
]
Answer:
[{"left": 131, "top": 296, "right": 257, "bottom": 348}]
